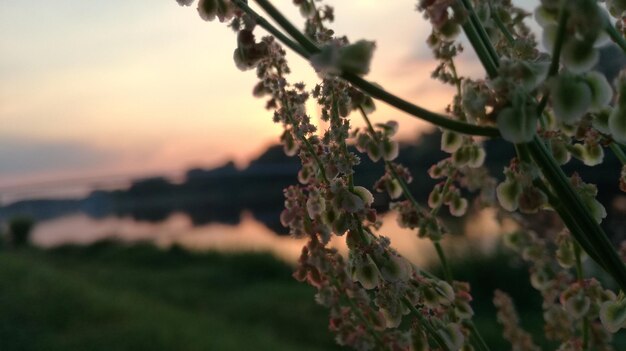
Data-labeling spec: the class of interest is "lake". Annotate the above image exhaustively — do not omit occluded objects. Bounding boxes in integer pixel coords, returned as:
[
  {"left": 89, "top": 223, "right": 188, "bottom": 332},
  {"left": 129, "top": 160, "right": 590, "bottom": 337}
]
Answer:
[{"left": 29, "top": 208, "right": 514, "bottom": 266}]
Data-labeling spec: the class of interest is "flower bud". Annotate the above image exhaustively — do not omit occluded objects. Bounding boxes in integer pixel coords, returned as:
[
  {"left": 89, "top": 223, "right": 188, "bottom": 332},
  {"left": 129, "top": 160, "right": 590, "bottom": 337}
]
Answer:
[
  {"left": 600, "top": 299, "right": 626, "bottom": 333},
  {"left": 517, "top": 186, "right": 547, "bottom": 214},
  {"left": 438, "top": 323, "right": 465, "bottom": 351},
  {"left": 428, "top": 185, "right": 443, "bottom": 208},
  {"left": 609, "top": 107, "right": 626, "bottom": 143},
  {"left": 378, "top": 254, "right": 411, "bottom": 282},
  {"left": 592, "top": 108, "right": 612, "bottom": 134},
  {"left": 352, "top": 255, "right": 381, "bottom": 290},
  {"left": 550, "top": 139, "right": 571, "bottom": 165},
  {"left": 584, "top": 71, "right": 613, "bottom": 112},
  {"left": 198, "top": 0, "right": 234, "bottom": 22},
  {"left": 497, "top": 93, "right": 537, "bottom": 143},
  {"left": 561, "top": 289, "right": 591, "bottom": 319},
  {"left": 352, "top": 186, "right": 374, "bottom": 207},
  {"left": 410, "top": 328, "right": 429, "bottom": 351},
  {"left": 584, "top": 196, "right": 607, "bottom": 224},
  {"left": 176, "top": 0, "right": 195, "bottom": 6},
  {"left": 467, "top": 145, "right": 486, "bottom": 168},
  {"left": 496, "top": 180, "right": 522, "bottom": 212},
  {"left": 367, "top": 142, "right": 382, "bottom": 161},
  {"left": 550, "top": 74, "right": 592, "bottom": 124},
  {"left": 281, "top": 130, "right": 299, "bottom": 156},
  {"left": 441, "top": 130, "right": 463, "bottom": 153},
  {"left": 449, "top": 196, "right": 468, "bottom": 217},
  {"left": 562, "top": 38, "right": 599, "bottom": 74},
  {"left": 338, "top": 40, "right": 376, "bottom": 76},
  {"left": 382, "top": 139, "right": 399, "bottom": 161},
  {"left": 335, "top": 189, "right": 365, "bottom": 213},
  {"left": 380, "top": 307, "right": 403, "bottom": 328},
  {"left": 556, "top": 239, "right": 576, "bottom": 269}
]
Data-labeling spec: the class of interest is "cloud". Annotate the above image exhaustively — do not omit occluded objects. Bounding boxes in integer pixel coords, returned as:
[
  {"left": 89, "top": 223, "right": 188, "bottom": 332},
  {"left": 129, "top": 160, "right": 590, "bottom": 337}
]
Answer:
[{"left": 0, "top": 135, "right": 115, "bottom": 176}]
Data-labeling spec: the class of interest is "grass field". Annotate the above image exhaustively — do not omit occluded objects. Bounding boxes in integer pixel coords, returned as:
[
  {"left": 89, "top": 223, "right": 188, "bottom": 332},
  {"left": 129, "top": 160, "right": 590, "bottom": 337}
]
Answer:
[
  {"left": 1, "top": 241, "right": 623, "bottom": 350},
  {"left": 0, "top": 242, "right": 342, "bottom": 351}
]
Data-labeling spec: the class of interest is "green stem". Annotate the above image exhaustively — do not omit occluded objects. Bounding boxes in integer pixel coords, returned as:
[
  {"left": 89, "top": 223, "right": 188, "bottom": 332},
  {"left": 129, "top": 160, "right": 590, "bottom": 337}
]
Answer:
[
  {"left": 573, "top": 243, "right": 589, "bottom": 350},
  {"left": 403, "top": 298, "right": 451, "bottom": 351},
  {"left": 253, "top": 0, "right": 319, "bottom": 54},
  {"left": 605, "top": 18, "right": 626, "bottom": 54},
  {"left": 547, "top": 1, "right": 569, "bottom": 78},
  {"left": 536, "top": 0, "right": 569, "bottom": 121},
  {"left": 489, "top": 2, "right": 515, "bottom": 46},
  {"left": 343, "top": 73, "right": 500, "bottom": 137},
  {"left": 468, "top": 321, "right": 491, "bottom": 351},
  {"left": 460, "top": 0, "right": 500, "bottom": 68},
  {"left": 245, "top": 0, "right": 500, "bottom": 137},
  {"left": 434, "top": 242, "right": 453, "bottom": 284},
  {"left": 459, "top": 12, "right": 499, "bottom": 78},
  {"left": 234, "top": 0, "right": 310, "bottom": 58},
  {"left": 610, "top": 142, "right": 626, "bottom": 165},
  {"left": 533, "top": 178, "right": 606, "bottom": 270},
  {"left": 454, "top": 0, "right": 626, "bottom": 291},
  {"left": 526, "top": 137, "right": 626, "bottom": 291}
]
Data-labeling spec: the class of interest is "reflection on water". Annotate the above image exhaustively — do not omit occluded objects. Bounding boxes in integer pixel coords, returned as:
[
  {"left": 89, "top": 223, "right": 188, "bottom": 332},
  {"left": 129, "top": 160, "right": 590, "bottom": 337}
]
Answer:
[{"left": 31, "top": 208, "right": 516, "bottom": 266}]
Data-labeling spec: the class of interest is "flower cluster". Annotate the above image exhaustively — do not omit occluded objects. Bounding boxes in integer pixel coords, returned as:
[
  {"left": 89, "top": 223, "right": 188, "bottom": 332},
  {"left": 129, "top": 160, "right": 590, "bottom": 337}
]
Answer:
[{"left": 176, "top": 0, "right": 626, "bottom": 349}]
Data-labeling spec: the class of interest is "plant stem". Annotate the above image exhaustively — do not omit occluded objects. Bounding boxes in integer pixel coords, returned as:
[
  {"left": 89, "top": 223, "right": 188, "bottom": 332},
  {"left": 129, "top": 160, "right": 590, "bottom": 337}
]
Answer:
[
  {"left": 489, "top": 2, "right": 515, "bottom": 46},
  {"left": 605, "top": 18, "right": 626, "bottom": 54},
  {"left": 244, "top": 0, "right": 501, "bottom": 137},
  {"left": 610, "top": 142, "right": 626, "bottom": 165},
  {"left": 328, "top": 274, "right": 387, "bottom": 349},
  {"left": 403, "top": 298, "right": 452, "bottom": 351},
  {"left": 459, "top": 0, "right": 500, "bottom": 68},
  {"left": 455, "top": 0, "right": 626, "bottom": 291},
  {"left": 468, "top": 321, "right": 491, "bottom": 351},
  {"left": 358, "top": 107, "right": 454, "bottom": 282},
  {"left": 547, "top": 1, "right": 569, "bottom": 78},
  {"left": 573, "top": 243, "right": 590, "bottom": 350},
  {"left": 526, "top": 137, "right": 626, "bottom": 291},
  {"left": 434, "top": 241, "right": 453, "bottom": 284},
  {"left": 459, "top": 12, "right": 499, "bottom": 78},
  {"left": 532, "top": 178, "right": 606, "bottom": 270},
  {"left": 234, "top": 0, "right": 310, "bottom": 58},
  {"left": 253, "top": 0, "right": 319, "bottom": 54},
  {"left": 537, "top": 0, "right": 569, "bottom": 120}
]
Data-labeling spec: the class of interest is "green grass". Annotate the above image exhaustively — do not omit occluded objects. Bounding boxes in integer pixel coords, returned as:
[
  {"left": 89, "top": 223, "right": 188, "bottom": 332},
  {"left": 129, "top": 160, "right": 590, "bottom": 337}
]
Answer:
[
  {"left": 1, "top": 241, "right": 623, "bottom": 350},
  {"left": 0, "top": 242, "right": 342, "bottom": 351}
]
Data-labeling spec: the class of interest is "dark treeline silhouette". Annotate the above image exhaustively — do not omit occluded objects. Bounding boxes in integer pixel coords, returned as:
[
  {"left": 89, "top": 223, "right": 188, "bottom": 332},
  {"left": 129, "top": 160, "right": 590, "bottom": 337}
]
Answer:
[{"left": 1, "top": 130, "right": 624, "bottom": 237}]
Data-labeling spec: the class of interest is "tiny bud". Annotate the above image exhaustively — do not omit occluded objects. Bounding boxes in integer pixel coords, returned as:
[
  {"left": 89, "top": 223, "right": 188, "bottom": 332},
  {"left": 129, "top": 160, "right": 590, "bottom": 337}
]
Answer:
[
  {"left": 562, "top": 38, "right": 599, "bottom": 74},
  {"left": 438, "top": 323, "right": 465, "bottom": 351},
  {"left": 352, "top": 186, "right": 374, "bottom": 207},
  {"left": 584, "top": 71, "right": 613, "bottom": 112},
  {"left": 449, "top": 196, "right": 468, "bottom": 217},
  {"left": 382, "top": 139, "right": 399, "bottom": 161},
  {"left": 551, "top": 74, "right": 592, "bottom": 124},
  {"left": 367, "top": 141, "right": 382, "bottom": 161},
  {"left": 609, "top": 107, "right": 626, "bottom": 144},
  {"left": 496, "top": 180, "right": 522, "bottom": 212},
  {"left": 497, "top": 93, "right": 537, "bottom": 143},
  {"left": 353, "top": 255, "right": 381, "bottom": 290},
  {"left": 441, "top": 130, "right": 463, "bottom": 153},
  {"left": 386, "top": 179, "right": 403, "bottom": 200},
  {"left": 600, "top": 299, "right": 626, "bottom": 333},
  {"left": 338, "top": 40, "right": 376, "bottom": 76}
]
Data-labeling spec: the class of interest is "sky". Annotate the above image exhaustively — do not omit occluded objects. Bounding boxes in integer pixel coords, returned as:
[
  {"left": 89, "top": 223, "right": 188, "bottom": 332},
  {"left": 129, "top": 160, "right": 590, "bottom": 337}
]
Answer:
[{"left": 0, "top": 0, "right": 496, "bottom": 196}]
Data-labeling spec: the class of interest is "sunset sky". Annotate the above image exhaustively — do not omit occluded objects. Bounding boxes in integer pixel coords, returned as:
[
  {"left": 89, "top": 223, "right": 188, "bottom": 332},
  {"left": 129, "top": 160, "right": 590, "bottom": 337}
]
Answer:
[{"left": 1, "top": 1, "right": 537, "bottom": 197}]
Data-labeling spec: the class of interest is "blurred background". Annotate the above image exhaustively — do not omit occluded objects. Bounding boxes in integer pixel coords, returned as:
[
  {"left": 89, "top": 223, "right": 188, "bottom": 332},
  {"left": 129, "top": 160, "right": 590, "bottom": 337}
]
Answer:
[{"left": 1, "top": 1, "right": 626, "bottom": 350}]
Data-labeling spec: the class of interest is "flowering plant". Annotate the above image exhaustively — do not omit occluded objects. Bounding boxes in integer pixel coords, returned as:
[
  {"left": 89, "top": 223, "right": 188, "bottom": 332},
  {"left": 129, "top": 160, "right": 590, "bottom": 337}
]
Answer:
[{"left": 175, "top": 0, "right": 626, "bottom": 349}]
